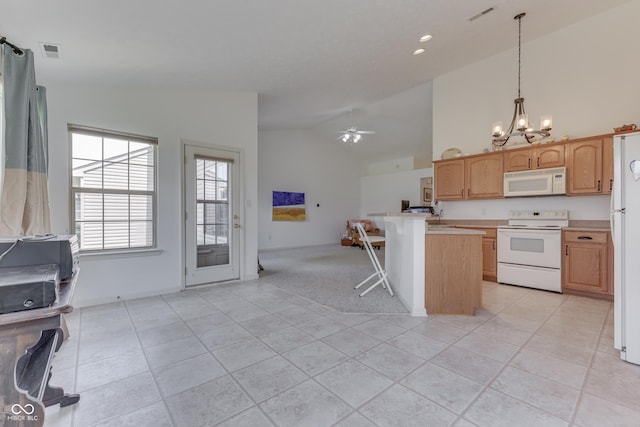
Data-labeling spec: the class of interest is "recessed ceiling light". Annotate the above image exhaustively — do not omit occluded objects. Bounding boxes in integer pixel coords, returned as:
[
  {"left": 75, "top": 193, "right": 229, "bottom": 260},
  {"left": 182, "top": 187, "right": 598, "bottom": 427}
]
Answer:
[
  {"left": 413, "top": 48, "right": 425, "bottom": 55},
  {"left": 419, "top": 34, "right": 433, "bottom": 42}
]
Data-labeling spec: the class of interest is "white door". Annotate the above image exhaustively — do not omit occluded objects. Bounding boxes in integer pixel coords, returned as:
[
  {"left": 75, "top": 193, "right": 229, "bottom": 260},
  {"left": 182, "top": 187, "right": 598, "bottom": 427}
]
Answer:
[{"left": 184, "top": 144, "right": 241, "bottom": 286}]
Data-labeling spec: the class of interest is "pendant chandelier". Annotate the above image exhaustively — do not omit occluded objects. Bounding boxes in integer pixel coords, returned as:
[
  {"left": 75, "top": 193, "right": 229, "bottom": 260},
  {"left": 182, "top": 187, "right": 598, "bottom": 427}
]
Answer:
[{"left": 492, "top": 13, "right": 552, "bottom": 147}]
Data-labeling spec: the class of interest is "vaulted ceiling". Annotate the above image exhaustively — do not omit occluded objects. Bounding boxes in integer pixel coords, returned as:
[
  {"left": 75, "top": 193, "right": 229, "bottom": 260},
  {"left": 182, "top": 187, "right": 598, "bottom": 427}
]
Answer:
[{"left": 3, "top": 0, "right": 632, "bottom": 162}]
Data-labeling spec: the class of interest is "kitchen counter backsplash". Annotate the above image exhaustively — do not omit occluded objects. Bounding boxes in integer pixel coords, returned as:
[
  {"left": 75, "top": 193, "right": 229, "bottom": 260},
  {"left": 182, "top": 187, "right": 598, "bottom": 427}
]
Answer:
[{"left": 427, "top": 218, "right": 610, "bottom": 231}]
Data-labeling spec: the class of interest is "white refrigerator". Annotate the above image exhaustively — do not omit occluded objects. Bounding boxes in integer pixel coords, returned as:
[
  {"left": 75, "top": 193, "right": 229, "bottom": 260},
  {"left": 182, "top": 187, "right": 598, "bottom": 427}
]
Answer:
[{"left": 613, "top": 131, "right": 640, "bottom": 365}]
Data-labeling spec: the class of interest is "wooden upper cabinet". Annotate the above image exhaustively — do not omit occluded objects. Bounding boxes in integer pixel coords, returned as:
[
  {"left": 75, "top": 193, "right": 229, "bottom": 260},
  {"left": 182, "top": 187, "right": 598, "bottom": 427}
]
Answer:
[
  {"left": 434, "top": 159, "right": 465, "bottom": 200},
  {"left": 602, "top": 136, "right": 614, "bottom": 194},
  {"left": 466, "top": 153, "right": 504, "bottom": 199},
  {"left": 504, "top": 150, "right": 531, "bottom": 172},
  {"left": 535, "top": 145, "right": 565, "bottom": 169},
  {"left": 504, "top": 145, "right": 565, "bottom": 172},
  {"left": 566, "top": 138, "right": 604, "bottom": 195}
]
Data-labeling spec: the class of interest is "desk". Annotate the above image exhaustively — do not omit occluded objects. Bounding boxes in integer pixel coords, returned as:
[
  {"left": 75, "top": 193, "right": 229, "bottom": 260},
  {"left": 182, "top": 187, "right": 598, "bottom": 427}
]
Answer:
[{"left": 0, "top": 271, "right": 79, "bottom": 427}]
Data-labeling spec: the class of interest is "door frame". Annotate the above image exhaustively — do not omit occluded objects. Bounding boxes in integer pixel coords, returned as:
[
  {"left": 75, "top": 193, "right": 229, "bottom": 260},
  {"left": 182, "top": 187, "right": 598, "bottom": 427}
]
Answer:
[{"left": 181, "top": 140, "right": 245, "bottom": 288}]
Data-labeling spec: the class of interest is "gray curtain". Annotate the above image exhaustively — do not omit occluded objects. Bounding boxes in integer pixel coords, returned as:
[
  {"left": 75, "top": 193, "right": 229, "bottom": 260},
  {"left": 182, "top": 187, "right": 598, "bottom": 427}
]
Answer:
[{"left": 0, "top": 45, "right": 51, "bottom": 236}]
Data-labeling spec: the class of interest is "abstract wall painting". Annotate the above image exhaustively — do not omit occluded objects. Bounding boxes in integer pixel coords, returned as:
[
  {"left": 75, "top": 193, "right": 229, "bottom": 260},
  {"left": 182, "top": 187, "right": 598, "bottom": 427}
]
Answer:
[{"left": 272, "top": 191, "right": 306, "bottom": 221}]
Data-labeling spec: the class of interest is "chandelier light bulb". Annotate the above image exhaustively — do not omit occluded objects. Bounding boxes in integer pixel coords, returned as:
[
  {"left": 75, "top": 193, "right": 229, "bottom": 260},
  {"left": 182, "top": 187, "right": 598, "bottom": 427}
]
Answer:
[
  {"left": 353, "top": 134, "right": 362, "bottom": 143},
  {"left": 341, "top": 134, "right": 349, "bottom": 143},
  {"left": 492, "top": 122, "right": 503, "bottom": 137},
  {"left": 540, "top": 115, "right": 553, "bottom": 131},
  {"left": 517, "top": 114, "right": 529, "bottom": 131}
]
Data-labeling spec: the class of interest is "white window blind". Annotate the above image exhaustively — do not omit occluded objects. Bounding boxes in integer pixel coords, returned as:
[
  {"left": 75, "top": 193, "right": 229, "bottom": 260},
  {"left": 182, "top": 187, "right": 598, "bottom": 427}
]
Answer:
[{"left": 69, "top": 124, "right": 157, "bottom": 252}]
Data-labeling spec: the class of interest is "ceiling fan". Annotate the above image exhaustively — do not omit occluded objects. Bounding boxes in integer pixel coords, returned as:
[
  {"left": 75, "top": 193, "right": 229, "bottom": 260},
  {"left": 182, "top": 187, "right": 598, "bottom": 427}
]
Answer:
[
  {"left": 336, "top": 110, "right": 375, "bottom": 143},
  {"left": 336, "top": 127, "right": 375, "bottom": 143}
]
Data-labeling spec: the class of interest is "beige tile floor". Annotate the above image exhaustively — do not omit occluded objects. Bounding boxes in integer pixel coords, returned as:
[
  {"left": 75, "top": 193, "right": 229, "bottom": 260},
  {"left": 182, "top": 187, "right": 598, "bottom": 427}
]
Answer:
[{"left": 43, "top": 280, "right": 640, "bottom": 427}]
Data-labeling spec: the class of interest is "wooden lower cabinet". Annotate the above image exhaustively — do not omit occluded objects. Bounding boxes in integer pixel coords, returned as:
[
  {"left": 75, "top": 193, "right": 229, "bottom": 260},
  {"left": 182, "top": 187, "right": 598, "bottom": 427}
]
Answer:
[
  {"left": 425, "top": 233, "right": 482, "bottom": 315},
  {"left": 456, "top": 226, "right": 497, "bottom": 281},
  {"left": 562, "top": 230, "right": 613, "bottom": 297}
]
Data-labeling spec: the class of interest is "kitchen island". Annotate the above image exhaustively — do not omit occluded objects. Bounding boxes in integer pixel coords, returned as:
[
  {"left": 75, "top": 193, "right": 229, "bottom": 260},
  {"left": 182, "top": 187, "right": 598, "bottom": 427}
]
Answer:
[{"left": 370, "top": 214, "right": 483, "bottom": 316}]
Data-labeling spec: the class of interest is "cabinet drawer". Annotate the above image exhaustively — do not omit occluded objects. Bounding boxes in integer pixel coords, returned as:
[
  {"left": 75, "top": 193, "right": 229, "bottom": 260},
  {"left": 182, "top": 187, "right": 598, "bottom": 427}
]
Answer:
[{"left": 563, "top": 230, "right": 608, "bottom": 244}]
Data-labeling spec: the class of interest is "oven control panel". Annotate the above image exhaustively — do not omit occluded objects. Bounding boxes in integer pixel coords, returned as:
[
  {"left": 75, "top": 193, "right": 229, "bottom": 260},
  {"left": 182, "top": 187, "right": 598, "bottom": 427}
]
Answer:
[
  {"left": 506, "top": 210, "right": 569, "bottom": 228},
  {"left": 508, "top": 210, "right": 568, "bottom": 221}
]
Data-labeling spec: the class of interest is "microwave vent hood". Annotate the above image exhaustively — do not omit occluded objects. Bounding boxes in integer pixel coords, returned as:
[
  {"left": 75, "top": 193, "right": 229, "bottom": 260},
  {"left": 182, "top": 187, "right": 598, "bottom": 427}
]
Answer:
[{"left": 503, "top": 167, "right": 566, "bottom": 197}]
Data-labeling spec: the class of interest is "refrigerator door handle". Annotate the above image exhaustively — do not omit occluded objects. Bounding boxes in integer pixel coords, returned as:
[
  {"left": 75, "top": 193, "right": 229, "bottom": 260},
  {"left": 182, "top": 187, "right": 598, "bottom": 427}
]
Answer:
[{"left": 610, "top": 193, "right": 615, "bottom": 239}]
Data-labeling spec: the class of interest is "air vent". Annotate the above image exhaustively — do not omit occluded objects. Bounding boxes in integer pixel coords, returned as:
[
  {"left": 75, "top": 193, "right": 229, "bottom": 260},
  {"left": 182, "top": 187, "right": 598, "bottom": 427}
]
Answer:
[
  {"left": 39, "top": 42, "right": 62, "bottom": 59},
  {"left": 469, "top": 7, "right": 495, "bottom": 22}
]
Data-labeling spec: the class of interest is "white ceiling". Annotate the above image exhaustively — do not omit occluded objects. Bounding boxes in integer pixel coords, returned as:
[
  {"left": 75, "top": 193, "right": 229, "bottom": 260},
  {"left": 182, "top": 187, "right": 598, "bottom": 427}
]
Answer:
[{"left": 3, "top": 0, "right": 631, "bottom": 162}]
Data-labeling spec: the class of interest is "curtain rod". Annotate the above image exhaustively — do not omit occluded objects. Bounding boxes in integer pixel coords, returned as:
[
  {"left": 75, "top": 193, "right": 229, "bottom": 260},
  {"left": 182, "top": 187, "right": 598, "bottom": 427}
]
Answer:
[{"left": 0, "top": 36, "right": 24, "bottom": 55}]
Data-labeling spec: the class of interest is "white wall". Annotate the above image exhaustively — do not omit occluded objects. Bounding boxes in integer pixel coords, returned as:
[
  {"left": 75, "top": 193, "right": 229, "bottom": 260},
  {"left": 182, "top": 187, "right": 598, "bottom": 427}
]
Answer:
[
  {"left": 438, "top": 196, "right": 611, "bottom": 222},
  {"left": 45, "top": 83, "right": 258, "bottom": 307},
  {"left": 432, "top": 1, "right": 640, "bottom": 220},
  {"left": 366, "top": 157, "right": 416, "bottom": 176},
  {"left": 361, "top": 168, "right": 433, "bottom": 226},
  {"left": 258, "top": 130, "right": 360, "bottom": 249}
]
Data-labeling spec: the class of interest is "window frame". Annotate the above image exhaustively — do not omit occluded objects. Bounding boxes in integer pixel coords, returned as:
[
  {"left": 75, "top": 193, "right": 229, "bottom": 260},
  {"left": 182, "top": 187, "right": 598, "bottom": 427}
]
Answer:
[{"left": 68, "top": 124, "right": 158, "bottom": 253}]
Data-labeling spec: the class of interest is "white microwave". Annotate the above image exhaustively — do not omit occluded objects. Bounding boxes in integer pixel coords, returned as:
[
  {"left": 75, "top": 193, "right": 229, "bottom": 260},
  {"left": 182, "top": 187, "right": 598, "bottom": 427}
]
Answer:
[{"left": 503, "top": 167, "right": 566, "bottom": 197}]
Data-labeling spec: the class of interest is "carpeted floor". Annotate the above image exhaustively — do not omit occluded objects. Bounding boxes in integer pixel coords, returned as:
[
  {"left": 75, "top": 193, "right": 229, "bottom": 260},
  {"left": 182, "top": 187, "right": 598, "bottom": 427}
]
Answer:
[{"left": 258, "top": 244, "right": 408, "bottom": 314}]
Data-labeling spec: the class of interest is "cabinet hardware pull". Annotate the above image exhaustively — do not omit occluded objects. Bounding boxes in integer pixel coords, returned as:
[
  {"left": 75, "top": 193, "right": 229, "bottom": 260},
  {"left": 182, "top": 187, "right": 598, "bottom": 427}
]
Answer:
[
  {"left": 597, "top": 180, "right": 601, "bottom": 192},
  {"left": 528, "top": 158, "right": 531, "bottom": 169},
  {"left": 537, "top": 157, "right": 540, "bottom": 168},
  {"left": 492, "top": 240, "right": 496, "bottom": 250},
  {"left": 577, "top": 236, "right": 593, "bottom": 240},
  {"left": 565, "top": 245, "right": 568, "bottom": 256},
  {"left": 609, "top": 179, "right": 613, "bottom": 191}
]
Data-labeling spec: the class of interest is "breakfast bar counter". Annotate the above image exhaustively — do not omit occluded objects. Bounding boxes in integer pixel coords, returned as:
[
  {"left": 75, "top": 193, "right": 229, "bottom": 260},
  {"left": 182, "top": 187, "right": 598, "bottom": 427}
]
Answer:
[{"left": 370, "top": 213, "right": 483, "bottom": 316}]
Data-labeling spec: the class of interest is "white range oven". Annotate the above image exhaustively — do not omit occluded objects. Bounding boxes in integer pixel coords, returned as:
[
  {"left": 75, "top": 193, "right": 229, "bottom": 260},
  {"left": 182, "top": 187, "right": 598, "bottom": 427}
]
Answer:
[{"left": 497, "top": 210, "right": 568, "bottom": 293}]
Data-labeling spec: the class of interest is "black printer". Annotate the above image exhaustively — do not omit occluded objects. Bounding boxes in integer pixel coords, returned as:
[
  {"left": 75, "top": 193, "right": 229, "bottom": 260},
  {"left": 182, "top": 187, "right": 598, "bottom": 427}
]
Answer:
[
  {"left": 0, "top": 264, "right": 59, "bottom": 314},
  {"left": 0, "top": 234, "right": 79, "bottom": 280}
]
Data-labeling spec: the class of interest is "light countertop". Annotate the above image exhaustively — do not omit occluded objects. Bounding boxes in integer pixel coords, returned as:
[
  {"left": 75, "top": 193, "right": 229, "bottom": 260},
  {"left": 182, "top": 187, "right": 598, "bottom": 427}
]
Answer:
[
  {"left": 369, "top": 212, "right": 433, "bottom": 218},
  {"left": 426, "top": 228, "right": 485, "bottom": 235}
]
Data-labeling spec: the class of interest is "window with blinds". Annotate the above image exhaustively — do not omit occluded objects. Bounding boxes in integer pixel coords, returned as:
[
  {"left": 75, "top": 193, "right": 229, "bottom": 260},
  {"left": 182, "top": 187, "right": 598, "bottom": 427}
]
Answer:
[{"left": 69, "top": 124, "right": 157, "bottom": 251}]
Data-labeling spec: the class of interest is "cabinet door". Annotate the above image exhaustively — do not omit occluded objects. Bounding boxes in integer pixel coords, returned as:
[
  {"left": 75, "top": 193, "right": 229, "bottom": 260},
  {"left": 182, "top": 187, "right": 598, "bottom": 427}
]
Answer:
[
  {"left": 534, "top": 145, "right": 565, "bottom": 169},
  {"left": 566, "top": 139, "right": 603, "bottom": 194},
  {"left": 434, "top": 159, "right": 465, "bottom": 200},
  {"left": 466, "top": 153, "right": 504, "bottom": 199},
  {"left": 563, "top": 231, "right": 609, "bottom": 294},
  {"left": 504, "top": 149, "right": 532, "bottom": 172},
  {"left": 482, "top": 237, "right": 497, "bottom": 282},
  {"left": 602, "top": 136, "right": 614, "bottom": 194}
]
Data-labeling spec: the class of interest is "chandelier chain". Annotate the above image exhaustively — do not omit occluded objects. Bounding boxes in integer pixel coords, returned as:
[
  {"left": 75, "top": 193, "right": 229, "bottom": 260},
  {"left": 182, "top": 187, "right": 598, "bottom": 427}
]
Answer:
[{"left": 517, "top": 14, "right": 521, "bottom": 99}]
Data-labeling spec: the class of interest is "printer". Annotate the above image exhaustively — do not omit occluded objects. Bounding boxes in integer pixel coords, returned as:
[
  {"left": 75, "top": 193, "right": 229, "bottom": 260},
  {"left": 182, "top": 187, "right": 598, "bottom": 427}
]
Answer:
[
  {"left": 0, "top": 235, "right": 79, "bottom": 315},
  {"left": 0, "top": 234, "right": 79, "bottom": 280}
]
